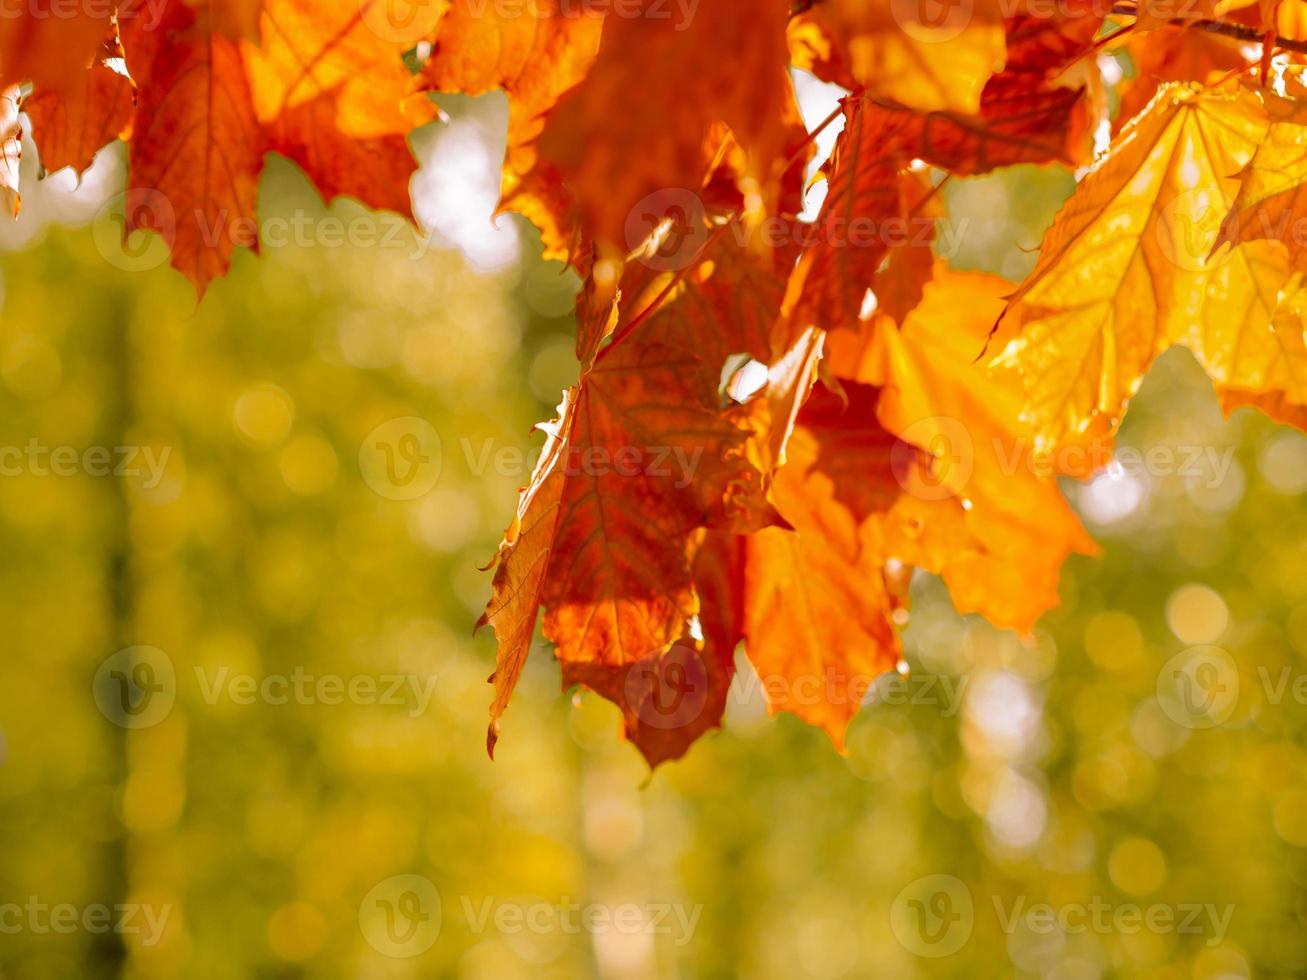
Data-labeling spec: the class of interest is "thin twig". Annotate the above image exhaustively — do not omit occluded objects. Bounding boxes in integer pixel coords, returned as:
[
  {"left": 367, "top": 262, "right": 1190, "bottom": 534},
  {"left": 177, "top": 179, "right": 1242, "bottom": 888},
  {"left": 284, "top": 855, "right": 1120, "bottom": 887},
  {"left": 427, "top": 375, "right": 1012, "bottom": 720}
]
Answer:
[{"left": 1110, "top": 2, "right": 1307, "bottom": 54}]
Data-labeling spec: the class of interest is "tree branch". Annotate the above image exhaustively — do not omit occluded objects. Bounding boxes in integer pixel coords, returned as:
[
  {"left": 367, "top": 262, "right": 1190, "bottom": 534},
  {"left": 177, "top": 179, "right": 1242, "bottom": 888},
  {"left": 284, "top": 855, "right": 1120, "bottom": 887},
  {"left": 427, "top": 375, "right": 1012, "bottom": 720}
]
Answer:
[{"left": 1110, "top": 2, "right": 1307, "bottom": 55}]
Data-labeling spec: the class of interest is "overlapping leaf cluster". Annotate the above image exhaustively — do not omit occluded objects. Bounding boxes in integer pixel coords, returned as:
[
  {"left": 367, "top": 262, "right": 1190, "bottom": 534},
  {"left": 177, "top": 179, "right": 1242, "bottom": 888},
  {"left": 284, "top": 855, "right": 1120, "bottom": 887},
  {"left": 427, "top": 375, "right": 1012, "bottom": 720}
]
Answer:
[{"left": 8, "top": 0, "right": 1307, "bottom": 764}]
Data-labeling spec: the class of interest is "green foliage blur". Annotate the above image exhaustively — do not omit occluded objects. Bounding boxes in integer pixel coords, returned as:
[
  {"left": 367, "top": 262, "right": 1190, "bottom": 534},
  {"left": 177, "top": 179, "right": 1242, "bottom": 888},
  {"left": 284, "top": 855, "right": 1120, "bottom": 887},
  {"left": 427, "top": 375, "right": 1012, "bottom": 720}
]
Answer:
[{"left": 1, "top": 90, "right": 1307, "bottom": 980}]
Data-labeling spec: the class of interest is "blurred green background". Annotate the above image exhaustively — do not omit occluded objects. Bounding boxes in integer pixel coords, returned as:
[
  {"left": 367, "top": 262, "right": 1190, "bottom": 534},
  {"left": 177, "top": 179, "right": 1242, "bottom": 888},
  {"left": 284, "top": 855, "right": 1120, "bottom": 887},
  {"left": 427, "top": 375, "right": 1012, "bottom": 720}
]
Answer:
[{"left": 1, "top": 80, "right": 1307, "bottom": 980}]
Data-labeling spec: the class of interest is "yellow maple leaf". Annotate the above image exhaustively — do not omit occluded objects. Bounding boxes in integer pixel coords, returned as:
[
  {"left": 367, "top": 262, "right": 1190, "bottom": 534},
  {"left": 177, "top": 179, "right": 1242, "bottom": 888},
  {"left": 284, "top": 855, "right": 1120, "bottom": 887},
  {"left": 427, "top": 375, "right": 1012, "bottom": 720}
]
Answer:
[
  {"left": 788, "top": 0, "right": 1007, "bottom": 114},
  {"left": 992, "top": 84, "right": 1291, "bottom": 452}
]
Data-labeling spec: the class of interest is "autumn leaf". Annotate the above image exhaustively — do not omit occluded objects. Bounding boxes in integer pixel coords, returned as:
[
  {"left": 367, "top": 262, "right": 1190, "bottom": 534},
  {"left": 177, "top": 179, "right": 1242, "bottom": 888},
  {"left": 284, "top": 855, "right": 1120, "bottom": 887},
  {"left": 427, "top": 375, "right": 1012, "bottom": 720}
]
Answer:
[
  {"left": 26, "top": 48, "right": 135, "bottom": 178},
  {"left": 268, "top": 90, "right": 417, "bottom": 219},
  {"left": 788, "top": 0, "right": 1007, "bottom": 114},
  {"left": 1213, "top": 271, "right": 1307, "bottom": 424},
  {"left": 827, "top": 265, "right": 1097, "bottom": 631},
  {"left": 1217, "top": 92, "right": 1307, "bottom": 270},
  {"left": 122, "top": 0, "right": 265, "bottom": 294},
  {"left": 530, "top": 0, "right": 796, "bottom": 254},
  {"left": 741, "top": 382, "right": 912, "bottom": 748},
  {"left": 0, "top": 2, "right": 109, "bottom": 98},
  {"left": 561, "top": 531, "right": 743, "bottom": 768},
  {"left": 0, "top": 86, "right": 21, "bottom": 218},
  {"left": 420, "top": 0, "right": 603, "bottom": 257},
  {"left": 991, "top": 83, "right": 1289, "bottom": 454},
  {"left": 480, "top": 326, "right": 774, "bottom": 753},
  {"left": 783, "top": 97, "right": 932, "bottom": 337},
  {"left": 243, "top": 0, "right": 436, "bottom": 138}
]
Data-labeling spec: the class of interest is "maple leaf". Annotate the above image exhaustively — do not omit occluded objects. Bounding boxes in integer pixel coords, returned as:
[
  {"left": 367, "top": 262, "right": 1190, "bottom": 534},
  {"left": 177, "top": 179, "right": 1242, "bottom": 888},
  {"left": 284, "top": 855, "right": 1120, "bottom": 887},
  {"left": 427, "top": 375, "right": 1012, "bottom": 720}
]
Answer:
[
  {"left": 0, "top": 2, "right": 108, "bottom": 99},
  {"left": 741, "top": 382, "right": 913, "bottom": 747},
  {"left": 1217, "top": 92, "right": 1307, "bottom": 270},
  {"left": 0, "top": 86, "right": 20, "bottom": 218},
  {"left": 783, "top": 96, "right": 944, "bottom": 337},
  {"left": 991, "top": 83, "right": 1290, "bottom": 454},
  {"left": 122, "top": 0, "right": 266, "bottom": 294},
  {"left": 243, "top": 0, "right": 435, "bottom": 138},
  {"left": 479, "top": 333, "right": 772, "bottom": 755},
  {"left": 26, "top": 44, "right": 135, "bottom": 179},
  {"left": 826, "top": 265, "right": 1097, "bottom": 632},
  {"left": 561, "top": 531, "right": 743, "bottom": 768},
  {"left": 529, "top": 0, "right": 796, "bottom": 254},
  {"left": 783, "top": 55, "right": 1093, "bottom": 343},
  {"left": 1211, "top": 271, "right": 1307, "bottom": 424},
  {"left": 788, "top": 0, "right": 1007, "bottom": 114},
  {"left": 268, "top": 91, "right": 417, "bottom": 219},
  {"left": 419, "top": 0, "right": 603, "bottom": 258}
]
